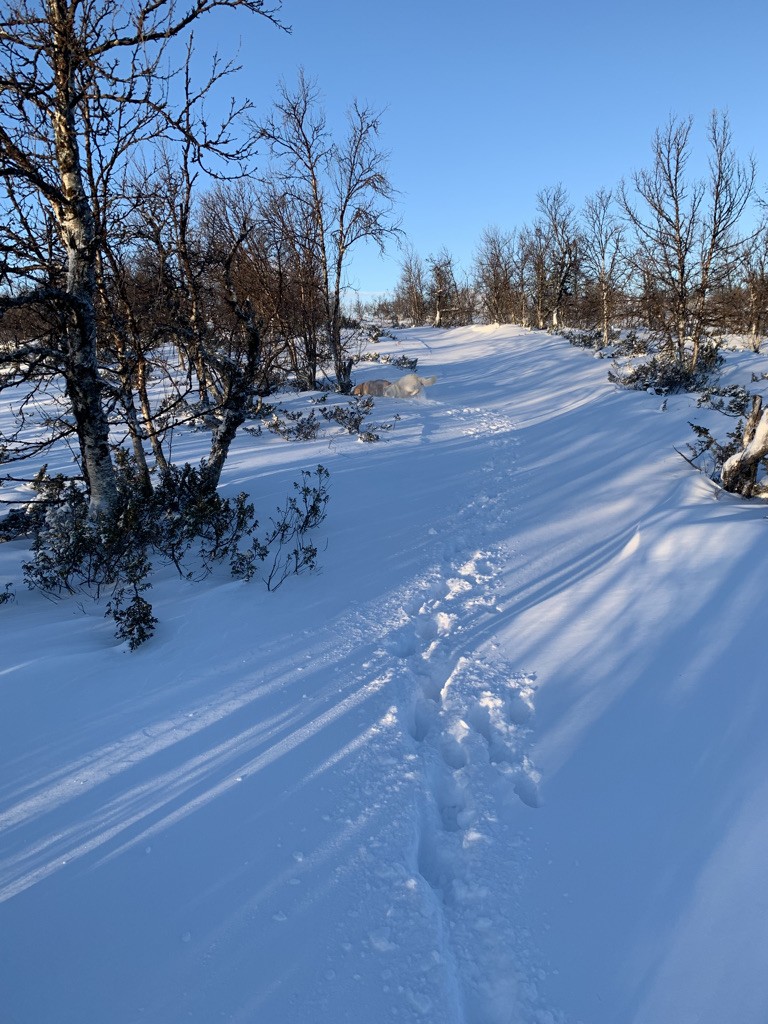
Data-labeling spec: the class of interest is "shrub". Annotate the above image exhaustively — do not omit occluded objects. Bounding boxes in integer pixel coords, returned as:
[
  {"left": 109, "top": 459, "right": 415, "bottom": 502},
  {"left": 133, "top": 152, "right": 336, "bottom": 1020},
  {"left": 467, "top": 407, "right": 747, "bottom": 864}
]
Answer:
[
  {"left": 259, "top": 465, "right": 330, "bottom": 591},
  {"left": 696, "top": 384, "right": 751, "bottom": 417},
  {"left": 15, "top": 460, "right": 331, "bottom": 650},
  {"left": 559, "top": 328, "right": 604, "bottom": 350},
  {"left": 353, "top": 351, "right": 419, "bottom": 370},
  {"left": 22, "top": 475, "right": 158, "bottom": 649},
  {"left": 263, "top": 407, "right": 322, "bottom": 441},
  {"left": 610, "top": 330, "right": 648, "bottom": 357},
  {"left": 320, "top": 396, "right": 398, "bottom": 442},
  {"left": 608, "top": 353, "right": 722, "bottom": 394},
  {"left": 686, "top": 421, "right": 744, "bottom": 478},
  {"left": 321, "top": 395, "right": 375, "bottom": 434}
]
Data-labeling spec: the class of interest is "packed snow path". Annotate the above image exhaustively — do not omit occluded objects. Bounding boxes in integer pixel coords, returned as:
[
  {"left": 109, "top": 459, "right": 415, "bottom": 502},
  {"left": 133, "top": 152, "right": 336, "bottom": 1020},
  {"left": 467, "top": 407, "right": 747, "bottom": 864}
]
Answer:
[{"left": 3, "top": 326, "right": 768, "bottom": 1024}]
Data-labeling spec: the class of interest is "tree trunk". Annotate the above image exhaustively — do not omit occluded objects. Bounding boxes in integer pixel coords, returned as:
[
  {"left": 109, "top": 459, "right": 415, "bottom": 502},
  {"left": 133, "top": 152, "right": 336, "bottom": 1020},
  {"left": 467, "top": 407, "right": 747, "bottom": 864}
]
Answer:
[
  {"left": 205, "top": 289, "right": 262, "bottom": 487},
  {"left": 601, "top": 282, "right": 611, "bottom": 348},
  {"left": 204, "top": 345, "right": 257, "bottom": 490},
  {"left": 136, "top": 355, "right": 170, "bottom": 476},
  {"left": 50, "top": 9, "right": 117, "bottom": 512},
  {"left": 330, "top": 303, "right": 352, "bottom": 392},
  {"left": 118, "top": 376, "right": 153, "bottom": 496},
  {"left": 721, "top": 395, "right": 768, "bottom": 497},
  {"left": 62, "top": 241, "right": 118, "bottom": 512}
]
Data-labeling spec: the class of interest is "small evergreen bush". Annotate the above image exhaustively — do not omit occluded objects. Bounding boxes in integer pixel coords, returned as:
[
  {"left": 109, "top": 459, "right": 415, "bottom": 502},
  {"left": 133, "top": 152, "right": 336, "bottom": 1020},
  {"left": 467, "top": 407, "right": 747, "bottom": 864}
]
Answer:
[
  {"left": 560, "top": 328, "right": 604, "bottom": 350},
  {"left": 608, "top": 352, "right": 722, "bottom": 394},
  {"left": 353, "top": 351, "right": 418, "bottom": 370},
  {"left": 319, "top": 396, "right": 398, "bottom": 441},
  {"left": 264, "top": 407, "right": 322, "bottom": 441},
  {"left": 686, "top": 421, "right": 744, "bottom": 479},
  {"left": 321, "top": 395, "right": 375, "bottom": 434},
  {"left": 15, "top": 460, "right": 331, "bottom": 650}
]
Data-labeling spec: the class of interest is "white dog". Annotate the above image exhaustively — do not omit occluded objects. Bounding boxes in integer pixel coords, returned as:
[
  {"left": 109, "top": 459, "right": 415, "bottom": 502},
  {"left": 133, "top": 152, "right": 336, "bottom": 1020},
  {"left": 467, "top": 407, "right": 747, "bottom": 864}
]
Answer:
[
  {"left": 383, "top": 374, "right": 437, "bottom": 398},
  {"left": 351, "top": 379, "right": 392, "bottom": 396}
]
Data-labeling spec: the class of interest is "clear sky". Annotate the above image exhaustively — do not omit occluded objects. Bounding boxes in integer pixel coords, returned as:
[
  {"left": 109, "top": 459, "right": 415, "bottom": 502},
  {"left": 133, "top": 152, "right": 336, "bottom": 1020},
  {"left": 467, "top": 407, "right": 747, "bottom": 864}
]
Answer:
[{"left": 196, "top": 0, "right": 768, "bottom": 298}]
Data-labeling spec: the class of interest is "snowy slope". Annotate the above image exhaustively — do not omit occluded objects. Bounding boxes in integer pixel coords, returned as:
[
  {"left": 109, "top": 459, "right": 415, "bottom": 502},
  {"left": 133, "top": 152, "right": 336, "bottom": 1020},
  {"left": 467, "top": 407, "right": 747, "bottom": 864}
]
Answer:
[{"left": 2, "top": 326, "right": 768, "bottom": 1024}]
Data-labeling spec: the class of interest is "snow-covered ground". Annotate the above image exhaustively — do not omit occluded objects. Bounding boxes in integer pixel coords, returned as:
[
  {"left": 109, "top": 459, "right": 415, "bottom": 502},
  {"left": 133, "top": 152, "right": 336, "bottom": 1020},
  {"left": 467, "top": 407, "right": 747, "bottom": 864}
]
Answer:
[{"left": 3, "top": 325, "right": 768, "bottom": 1024}]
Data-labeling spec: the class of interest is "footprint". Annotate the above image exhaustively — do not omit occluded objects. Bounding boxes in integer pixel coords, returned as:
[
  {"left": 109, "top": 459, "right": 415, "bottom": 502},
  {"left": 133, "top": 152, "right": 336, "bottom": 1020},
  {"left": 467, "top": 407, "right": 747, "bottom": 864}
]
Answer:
[
  {"left": 419, "top": 665, "right": 447, "bottom": 703},
  {"left": 445, "top": 577, "right": 473, "bottom": 601},
  {"left": 389, "top": 630, "right": 419, "bottom": 659},
  {"left": 467, "top": 695, "right": 518, "bottom": 766},
  {"left": 415, "top": 615, "right": 438, "bottom": 642},
  {"left": 513, "top": 764, "right": 541, "bottom": 809},
  {"left": 505, "top": 690, "right": 534, "bottom": 726},
  {"left": 457, "top": 552, "right": 495, "bottom": 583},
  {"left": 441, "top": 733, "right": 468, "bottom": 770},
  {"left": 416, "top": 822, "right": 452, "bottom": 894},
  {"left": 465, "top": 697, "right": 493, "bottom": 744},
  {"left": 432, "top": 767, "right": 475, "bottom": 834},
  {"left": 409, "top": 698, "right": 438, "bottom": 742}
]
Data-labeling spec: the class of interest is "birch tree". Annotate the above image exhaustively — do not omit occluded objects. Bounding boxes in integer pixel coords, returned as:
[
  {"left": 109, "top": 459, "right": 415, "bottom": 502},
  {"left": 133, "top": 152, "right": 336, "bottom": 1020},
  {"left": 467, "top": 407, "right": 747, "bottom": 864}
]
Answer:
[
  {"left": 258, "top": 71, "right": 399, "bottom": 393},
  {"left": 721, "top": 396, "right": 768, "bottom": 497},
  {"left": 474, "top": 226, "right": 516, "bottom": 323},
  {"left": 740, "top": 223, "right": 768, "bottom": 353},
  {"left": 426, "top": 248, "right": 474, "bottom": 327},
  {"left": 580, "top": 188, "right": 628, "bottom": 346},
  {"left": 393, "top": 246, "right": 429, "bottom": 325},
  {"left": 620, "top": 112, "right": 754, "bottom": 371},
  {"left": 0, "top": 0, "right": 284, "bottom": 510},
  {"left": 536, "top": 184, "right": 580, "bottom": 332}
]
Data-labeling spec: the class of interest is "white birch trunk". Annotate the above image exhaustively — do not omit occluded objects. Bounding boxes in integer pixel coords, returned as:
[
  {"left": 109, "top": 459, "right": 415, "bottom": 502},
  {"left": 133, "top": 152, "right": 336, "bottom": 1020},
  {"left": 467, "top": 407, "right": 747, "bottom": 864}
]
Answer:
[
  {"left": 721, "top": 397, "right": 768, "bottom": 496},
  {"left": 50, "top": 6, "right": 118, "bottom": 513}
]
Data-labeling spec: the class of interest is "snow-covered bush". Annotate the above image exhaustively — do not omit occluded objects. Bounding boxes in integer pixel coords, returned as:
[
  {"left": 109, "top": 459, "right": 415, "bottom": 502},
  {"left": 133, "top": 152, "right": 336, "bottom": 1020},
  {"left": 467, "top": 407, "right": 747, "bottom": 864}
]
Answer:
[
  {"left": 263, "top": 407, "right": 322, "bottom": 441},
  {"left": 559, "top": 328, "right": 604, "bottom": 350},
  {"left": 609, "top": 349, "right": 723, "bottom": 394},
  {"left": 22, "top": 474, "right": 157, "bottom": 650},
  {"left": 321, "top": 395, "right": 375, "bottom": 434},
  {"left": 16, "top": 460, "right": 331, "bottom": 649},
  {"left": 319, "top": 395, "right": 397, "bottom": 442},
  {"left": 353, "top": 351, "right": 419, "bottom": 370},
  {"left": 245, "top": 465, "right": 330, "bottom": 591}
]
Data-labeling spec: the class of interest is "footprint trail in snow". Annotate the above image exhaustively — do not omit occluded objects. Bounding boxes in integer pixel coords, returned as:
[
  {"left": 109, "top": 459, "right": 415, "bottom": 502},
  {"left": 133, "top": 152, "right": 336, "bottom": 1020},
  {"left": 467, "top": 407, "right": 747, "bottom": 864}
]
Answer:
[
  {"left": 298, "top": 403, "right": 563, "bottom": 1023},
  {"left": 379, "top": 406, "right": 562, "bottom": 1024}
]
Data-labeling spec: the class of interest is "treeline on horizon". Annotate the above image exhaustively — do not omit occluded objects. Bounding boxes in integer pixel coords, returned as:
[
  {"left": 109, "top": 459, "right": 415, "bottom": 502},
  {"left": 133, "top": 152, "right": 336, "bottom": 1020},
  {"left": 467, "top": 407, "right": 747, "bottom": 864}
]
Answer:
[{"left": 369, "top": 111, "right": 767, "bottom": 376}]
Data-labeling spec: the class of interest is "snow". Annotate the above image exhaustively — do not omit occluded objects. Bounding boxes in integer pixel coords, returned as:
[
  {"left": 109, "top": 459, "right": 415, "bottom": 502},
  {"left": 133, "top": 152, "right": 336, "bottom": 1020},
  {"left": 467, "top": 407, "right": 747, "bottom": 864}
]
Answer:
[{"left": 3, "top": 325, "right": 768, "bottom": 1023}]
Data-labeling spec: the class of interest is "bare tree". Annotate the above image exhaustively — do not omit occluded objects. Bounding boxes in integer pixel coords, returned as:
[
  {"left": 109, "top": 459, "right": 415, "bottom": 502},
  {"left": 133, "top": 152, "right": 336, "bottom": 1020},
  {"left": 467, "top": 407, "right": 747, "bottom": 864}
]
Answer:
[
  {"left": 519, "top": 224, "right": 549, "bottom": 330},
  {"left": 580, "top": 188, "right": 628, "bottom": 346},
  {"left": 426, "top": 248, "right": 474, "bottom": 327},
  {"left": 536, "top": 184, "right": 580, "bottom": 332},
  {"left": 428, "top": 249, "right": 455, "bottom": 327},
  {"left": 0, "top": 0, "right": 284, "bottom": 510},
  {"left": 739, "top": 222, "right": 768, "bottom": 352},
  {"left": 474, "top": 226, "right": 516, "bottom": 323},
  {"left": 254, "top": 181, "right": 327, "bottom": 388},
  {"left": 393, "top": 245, "right": 429, "bottom": 325},
  {"left": 507, "top": 230, "right": 532, "bottom": 328},
  {"left": 620, "top": 112, "right": 754, "bottom": 370},
  {"left": 258, "top": 71, "right": 399, "bottom": 393}
]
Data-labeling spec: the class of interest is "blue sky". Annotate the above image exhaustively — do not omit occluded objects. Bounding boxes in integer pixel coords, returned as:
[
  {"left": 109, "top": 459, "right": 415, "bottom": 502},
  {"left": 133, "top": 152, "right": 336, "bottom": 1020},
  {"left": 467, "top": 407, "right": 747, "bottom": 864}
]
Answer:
[{"left": 197, "top": 0, "right": 768, "bottom": 298}]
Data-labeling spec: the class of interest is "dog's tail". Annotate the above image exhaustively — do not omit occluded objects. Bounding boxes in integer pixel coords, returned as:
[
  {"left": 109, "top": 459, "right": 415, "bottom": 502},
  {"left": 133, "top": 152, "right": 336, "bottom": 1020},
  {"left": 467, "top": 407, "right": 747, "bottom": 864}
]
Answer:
[{"left": 418, "top": 375, "right": 437, "bottom": 387}]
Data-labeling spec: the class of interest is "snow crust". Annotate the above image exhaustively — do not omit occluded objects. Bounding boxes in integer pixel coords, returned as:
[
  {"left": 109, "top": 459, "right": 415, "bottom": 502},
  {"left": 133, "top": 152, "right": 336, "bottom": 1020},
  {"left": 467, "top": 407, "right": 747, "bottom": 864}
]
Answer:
[{"left": 3, "top": 325, "right": 768, "bottom": 1023}]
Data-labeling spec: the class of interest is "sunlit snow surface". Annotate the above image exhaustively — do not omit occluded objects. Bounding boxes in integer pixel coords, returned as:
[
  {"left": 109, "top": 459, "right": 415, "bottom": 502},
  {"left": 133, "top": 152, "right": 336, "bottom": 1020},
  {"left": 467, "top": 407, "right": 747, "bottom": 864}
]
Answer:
[{"left": 3, "top": 326, "right": 768, "bottom": 1024}]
